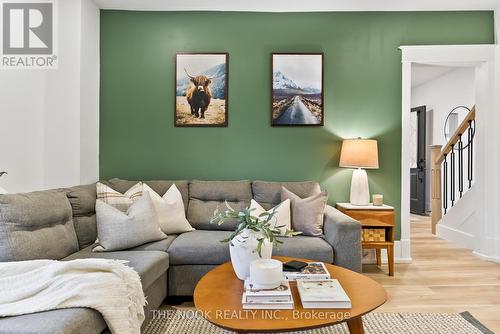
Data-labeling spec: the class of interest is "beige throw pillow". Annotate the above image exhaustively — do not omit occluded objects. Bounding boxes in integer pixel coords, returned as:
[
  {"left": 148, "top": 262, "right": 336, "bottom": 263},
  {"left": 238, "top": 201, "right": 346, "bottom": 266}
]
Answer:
[
  {"left": 96, "top": 182, "right": 143, "bottom": 212},
  {"left": 93, "top": 192, "right": 166, "bottom": 252},
  {"left": 142, "top": 183, "right": 194, "bottom": 234},
  {"left": 281, "top": 186, "right": 328, "bottom": 237},
  {"left": 249, "top": 199, "right": 291, "bottom": 236}
]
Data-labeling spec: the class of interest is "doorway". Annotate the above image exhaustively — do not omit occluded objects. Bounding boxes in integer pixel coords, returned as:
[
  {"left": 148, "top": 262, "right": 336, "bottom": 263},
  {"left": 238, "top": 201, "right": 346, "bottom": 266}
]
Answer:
[
  {"left": 410, "top": 106, "right": 426, "bottom": 215},
  {"left": 400, "top": 44, "right": 495, "bottom": 263}
]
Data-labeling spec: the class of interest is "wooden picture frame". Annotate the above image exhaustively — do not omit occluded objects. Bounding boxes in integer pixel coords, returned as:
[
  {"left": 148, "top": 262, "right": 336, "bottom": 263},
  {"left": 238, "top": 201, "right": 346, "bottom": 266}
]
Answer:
[
  {"left": 271, "top": 53, "right": 324, "bottom": 127},
  {"left": 175, "top": 52, "right": 229, "bottom": 127}
]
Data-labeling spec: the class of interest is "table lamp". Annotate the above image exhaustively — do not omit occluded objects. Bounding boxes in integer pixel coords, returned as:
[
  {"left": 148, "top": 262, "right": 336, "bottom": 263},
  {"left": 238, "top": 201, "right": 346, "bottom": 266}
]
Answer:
[{"left": 339, "top": 138, "right": 379, "bottom": 205}]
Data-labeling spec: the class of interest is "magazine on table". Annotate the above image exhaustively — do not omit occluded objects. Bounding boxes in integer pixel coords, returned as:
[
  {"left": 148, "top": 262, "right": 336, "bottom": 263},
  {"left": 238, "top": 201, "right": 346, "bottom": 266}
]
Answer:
[
  {"left": 283, "top": 262, "right": 331, "bottom": 281},
  {"left": 242, "top": 279, "right": 294, "bottom": 309},
  {"left": 297, "top": 279, "right": 351, "bottom": 309}
]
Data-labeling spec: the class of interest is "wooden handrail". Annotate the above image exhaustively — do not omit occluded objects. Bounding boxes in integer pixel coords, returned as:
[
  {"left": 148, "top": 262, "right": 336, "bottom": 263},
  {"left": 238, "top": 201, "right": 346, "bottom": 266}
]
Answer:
[{"left": 436, "top": 106, "right": 475, "bottom": 164}]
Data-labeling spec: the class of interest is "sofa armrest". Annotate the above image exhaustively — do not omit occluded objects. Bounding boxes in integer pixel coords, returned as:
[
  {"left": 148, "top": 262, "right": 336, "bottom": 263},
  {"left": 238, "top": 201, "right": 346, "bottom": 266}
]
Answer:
[{"left": 323, "top": 205, "right": 362, "bottom": 272}]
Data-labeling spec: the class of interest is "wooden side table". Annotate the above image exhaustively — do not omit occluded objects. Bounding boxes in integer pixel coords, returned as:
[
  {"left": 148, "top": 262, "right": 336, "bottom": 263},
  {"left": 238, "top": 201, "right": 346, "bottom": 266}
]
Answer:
[{"left": 336, "top": 203, "right": 395, "bottom": 276}]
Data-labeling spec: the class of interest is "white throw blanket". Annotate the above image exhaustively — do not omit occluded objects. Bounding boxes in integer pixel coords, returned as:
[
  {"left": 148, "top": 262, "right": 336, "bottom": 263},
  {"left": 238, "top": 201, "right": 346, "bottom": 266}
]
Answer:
[{"left": 0, "top": 259, "right": 146, "bottom": 334}]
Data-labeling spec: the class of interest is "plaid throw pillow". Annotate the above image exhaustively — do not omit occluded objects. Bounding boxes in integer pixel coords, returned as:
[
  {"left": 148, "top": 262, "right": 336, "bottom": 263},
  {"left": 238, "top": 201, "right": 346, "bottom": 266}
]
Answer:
[{"left": 96, "top": 182, "right": 143, "bottom": 212}]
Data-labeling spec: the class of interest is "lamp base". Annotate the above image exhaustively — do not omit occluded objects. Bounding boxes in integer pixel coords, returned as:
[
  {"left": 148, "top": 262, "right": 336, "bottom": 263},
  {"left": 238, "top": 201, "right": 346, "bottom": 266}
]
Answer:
[{"left": 350, "top": 168, "right": 370, "bottom": 205}]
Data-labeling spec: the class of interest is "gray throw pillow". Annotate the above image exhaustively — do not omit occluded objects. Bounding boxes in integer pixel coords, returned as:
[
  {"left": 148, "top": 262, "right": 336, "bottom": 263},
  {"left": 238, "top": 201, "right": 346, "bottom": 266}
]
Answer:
[
  {"left": 94, "top": 192, "right": 167, "bottom": 252},
  {"left": 281, "top": 186, "right": 328, "bottom": 237}
]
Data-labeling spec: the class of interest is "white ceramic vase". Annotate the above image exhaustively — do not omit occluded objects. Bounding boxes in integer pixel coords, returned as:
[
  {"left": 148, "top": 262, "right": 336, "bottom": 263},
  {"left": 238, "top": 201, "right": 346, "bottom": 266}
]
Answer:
[{"left": 229, "top": 228, "right": 272, "bottom": 280}]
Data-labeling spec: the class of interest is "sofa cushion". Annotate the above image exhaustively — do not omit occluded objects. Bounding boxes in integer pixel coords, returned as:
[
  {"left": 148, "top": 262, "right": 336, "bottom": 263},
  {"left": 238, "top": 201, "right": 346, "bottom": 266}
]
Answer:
[
  {"left": 143, "top": 184, "right": 194, "bottom": 234},
  {"left": 96, "top": 182, "right": 143, "bottom": 212},
  {"left": 167, "top": 230, "right": 333, "bottom": 265},
  {"left": 0, "top": 308, "right": 106, "bottom": 334},
  {"left": 104, "top": 178, "right": 190, "bottom": 210},
  {"left": 0, "top": 190, "right": 79, "bottom": 261},
  {"left": 168, "top": 230, "right": 232, "bottom": 265},
  {"left": 281, "top": 187, "right": 328, "bottom": 237},
  {"left": 274, "top": 235, "right": 334, "bottom": 263},
  {"left": 129, "top": 235, "right": 177, "bottom": 252},
  {"left": 94, "top": 192, "right": 167, "bottom": 252},
  {"left": 64, "top": 246, "right": 169, "bottom": 289},
  {"left": 252, "top": 181, "right": 321, "bottom": 210},
  {"left": 66, "top": 184, "right": 97, "bottom": 249},
  {"left": 188, "top": 180, "right": 252, "bottom": 230},
  {"left": 250, "top": 199, "right": 291, "bottom": 236}
]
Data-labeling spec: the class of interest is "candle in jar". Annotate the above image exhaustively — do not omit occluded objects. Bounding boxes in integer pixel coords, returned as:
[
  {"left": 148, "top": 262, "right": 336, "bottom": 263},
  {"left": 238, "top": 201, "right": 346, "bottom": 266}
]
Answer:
[
  {"left": 249, "top": 259, "right": 283, "bottom": 289},
  {"left": 373, "top": 194, "right": 383, "bottom": 206}
]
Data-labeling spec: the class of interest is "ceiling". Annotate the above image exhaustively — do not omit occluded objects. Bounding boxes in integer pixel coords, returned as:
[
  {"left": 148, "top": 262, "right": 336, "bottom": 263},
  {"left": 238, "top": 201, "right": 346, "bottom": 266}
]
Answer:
[
  {"left": 411, "top": 64, "right": 458, "bottom": 88},
  {"left": 94, "top": 0, "right": 500, "bottom": 11}
]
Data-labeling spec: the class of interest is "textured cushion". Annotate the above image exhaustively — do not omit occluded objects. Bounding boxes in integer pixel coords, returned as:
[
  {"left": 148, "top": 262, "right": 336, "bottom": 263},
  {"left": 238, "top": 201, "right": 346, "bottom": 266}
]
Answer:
[
  {"left": 66, "top": 184, "right": 97, "bottom": 249},
  {"left": 273, "top": 235, "right": 334, "bottom": 263},
  {"left": 167, "top": 230, "right": 333, "bottom": 265},
  {"left": 129, "top": 235, "right": 178, "bottom": 252},
  {"left": 94, "top": 192, "right": 166, "bottom": 252},
  {"left": 96, "top": 182, "right": 142, "bottom": 212},
  {"left": 64, "top": 246, "right": 169, "bottom": 290},
  {"left": 252, "top": 181, "right": 321, "bottom": 210},
  {"left": 282, "top": 187, "right": 328, "bottom": 237},
  {"left": 249, "top": 199, "right": 291, "bottom": 235},
  {"left": 187, "top": 180, "right": 252, "bottom": 230},
  {"left": 143, "top": 184, "right": 194, "bottom": 234},
  {"left": 104, "top": 178, "right": 190, "bottom": 210},
  {"left": 0, "top": 190, "right": 79, "bottom": 261},
  {"left": 0, "top": 308, "right": 106, "bottom": 334},
  {"left": 168, "top": 230, "right": 232, "bottom": 265}
]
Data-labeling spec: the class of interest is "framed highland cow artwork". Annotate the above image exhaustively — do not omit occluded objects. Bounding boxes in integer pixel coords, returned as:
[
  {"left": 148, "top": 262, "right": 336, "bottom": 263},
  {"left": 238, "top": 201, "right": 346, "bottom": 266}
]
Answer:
[
  {"left": 271, "top": 53, "right": 324, "bottom": 126},
  {"left": 175, "top": 53, "right": 229, "bottom": 127}
]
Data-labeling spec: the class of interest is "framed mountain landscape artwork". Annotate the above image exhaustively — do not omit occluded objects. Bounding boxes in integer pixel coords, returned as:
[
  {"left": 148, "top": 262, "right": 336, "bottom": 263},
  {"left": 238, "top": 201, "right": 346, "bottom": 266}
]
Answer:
[
  {"left": 271, "top": 53, "right": 324, "bottom": 126},
  {"left": 175, "top": 53, "right": 228, "bottom": 127}
]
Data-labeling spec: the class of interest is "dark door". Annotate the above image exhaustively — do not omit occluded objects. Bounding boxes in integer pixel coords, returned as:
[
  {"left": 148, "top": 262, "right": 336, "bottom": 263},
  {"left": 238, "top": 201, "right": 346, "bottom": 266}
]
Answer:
[{"left": 410, "top": 106, "right": 426, "bottom": 215}]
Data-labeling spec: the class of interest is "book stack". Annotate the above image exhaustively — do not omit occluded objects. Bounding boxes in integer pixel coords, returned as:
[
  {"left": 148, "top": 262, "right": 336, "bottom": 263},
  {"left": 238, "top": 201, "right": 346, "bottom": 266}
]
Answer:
[
  {"left": 283, "top": 262, "right": 331, "bottom": 281},
  {"left": 297, "top": 279, "right": 352, "bottom": 309},
  {"left": 241, "top": 279, "right": 294, "bottom": 309}
]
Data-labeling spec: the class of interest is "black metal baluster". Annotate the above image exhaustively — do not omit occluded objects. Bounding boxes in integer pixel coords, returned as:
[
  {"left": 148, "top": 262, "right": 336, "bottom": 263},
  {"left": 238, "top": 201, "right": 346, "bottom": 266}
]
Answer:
[
  {"left": 467, "top": 121, "right": 473, "bottom": 188},
  {"left": 458, "top": 134, "right": 463, "bottom": 198},
  {"left": 450, "top": 145, "right": 455, "bottom": 207},
  {"left": 443, "top": 154, "right": 448, "bottom": 214}
]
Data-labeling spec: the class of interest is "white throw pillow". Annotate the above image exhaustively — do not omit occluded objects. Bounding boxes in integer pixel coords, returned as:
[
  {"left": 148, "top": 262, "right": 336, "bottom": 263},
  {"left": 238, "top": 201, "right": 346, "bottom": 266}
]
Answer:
[
  {"left": 249, "top": 199, "right": 291, "bottom": 236},
  {"left": 93, "top": 192, "right": 167, "bottom": 252},
  {"left": 96, "top": 182, "right": 143, "bottom": 212},
  {"left": 142, "top": 183, "right": 194, "bottom": 234}
]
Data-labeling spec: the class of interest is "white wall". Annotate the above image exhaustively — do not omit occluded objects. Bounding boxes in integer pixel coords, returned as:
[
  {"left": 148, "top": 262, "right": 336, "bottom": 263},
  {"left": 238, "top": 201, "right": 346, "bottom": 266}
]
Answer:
[
  {"left": 80, "top": 0, "right": 100, "bottom": 184},
  {"left": 0, "top": 0, "right": 100, "bottom": 193},
  {"left": 0, "top": 72, "right": 45, "bottom": 193},
  {"left": 43, "top": 0, "right": 82, "bottom": 189},
  {"left": 412, "top": 67, "right": 475, "bottom": 147}
]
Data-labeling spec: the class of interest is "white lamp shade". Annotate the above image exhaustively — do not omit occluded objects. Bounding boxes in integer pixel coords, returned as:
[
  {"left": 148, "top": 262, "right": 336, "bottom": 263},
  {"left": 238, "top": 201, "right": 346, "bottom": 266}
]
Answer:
[{"left": 339, "top": 138, "right": 379, "bottom": 169}]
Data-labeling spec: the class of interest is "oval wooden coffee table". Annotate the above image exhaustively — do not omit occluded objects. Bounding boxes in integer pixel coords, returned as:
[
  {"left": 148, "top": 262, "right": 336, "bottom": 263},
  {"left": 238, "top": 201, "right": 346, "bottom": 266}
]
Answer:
[{"left": 194, "top": 256, "right": 387, "bottom": 334}]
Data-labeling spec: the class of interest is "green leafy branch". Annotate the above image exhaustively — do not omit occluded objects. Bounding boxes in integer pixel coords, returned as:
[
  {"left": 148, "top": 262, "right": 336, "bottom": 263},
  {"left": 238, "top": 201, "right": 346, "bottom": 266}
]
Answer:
[{"left": 210, "top": 201, "right": 301, "bottom": 257}]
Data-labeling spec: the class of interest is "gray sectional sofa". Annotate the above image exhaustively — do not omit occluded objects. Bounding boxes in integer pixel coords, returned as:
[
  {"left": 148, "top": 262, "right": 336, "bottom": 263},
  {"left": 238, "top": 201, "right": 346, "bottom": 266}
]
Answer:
[{"left": 0, "top": 179, "right": 361, "bottom": 334}]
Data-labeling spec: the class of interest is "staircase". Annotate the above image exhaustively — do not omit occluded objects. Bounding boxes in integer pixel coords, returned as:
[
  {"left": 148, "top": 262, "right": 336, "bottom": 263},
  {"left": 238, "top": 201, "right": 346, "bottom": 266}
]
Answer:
[{"left": 431, "top": 106, "right": 476, "bottom": 248}]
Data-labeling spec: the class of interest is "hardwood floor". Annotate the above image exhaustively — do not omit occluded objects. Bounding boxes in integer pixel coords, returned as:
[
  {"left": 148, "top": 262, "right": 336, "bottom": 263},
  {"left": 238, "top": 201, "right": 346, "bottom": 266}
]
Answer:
[{"left": 364, "top": 214, "right": 500, "bottom": 333}]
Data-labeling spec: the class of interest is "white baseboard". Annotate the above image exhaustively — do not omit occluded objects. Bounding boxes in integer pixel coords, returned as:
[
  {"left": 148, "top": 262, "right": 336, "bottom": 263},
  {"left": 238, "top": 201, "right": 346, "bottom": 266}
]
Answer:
[
  {"left": 472, "top": 237, "right": 500, "bottom": 264},
  {"left": 437, "top": 224, "right": 475, "bottom": 250},
  {"left": 472, "top": 251, "right": 500, "bottom": 263},
  {"left": 362, "top": 239, "right": 412, "bottom": 264}
]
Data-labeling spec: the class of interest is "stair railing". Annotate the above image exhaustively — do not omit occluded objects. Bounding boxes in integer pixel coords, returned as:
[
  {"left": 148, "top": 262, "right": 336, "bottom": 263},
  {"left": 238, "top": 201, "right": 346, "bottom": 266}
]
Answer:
[{"left": 431, "top": 106, "right": 475, "bottom": 234}]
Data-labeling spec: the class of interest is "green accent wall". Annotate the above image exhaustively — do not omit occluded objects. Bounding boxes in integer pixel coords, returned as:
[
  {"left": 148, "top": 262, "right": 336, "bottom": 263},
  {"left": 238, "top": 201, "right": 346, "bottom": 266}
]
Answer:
[{"left": 100, "top": 11, "right": 494, "bottom": 239}]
